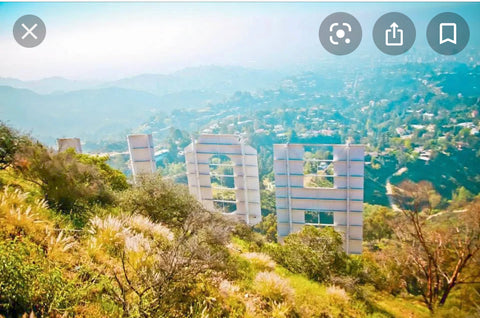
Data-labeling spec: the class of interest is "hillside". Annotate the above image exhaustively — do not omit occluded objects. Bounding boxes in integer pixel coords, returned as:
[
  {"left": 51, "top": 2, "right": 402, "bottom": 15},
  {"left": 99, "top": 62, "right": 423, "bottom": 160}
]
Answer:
[
  {"left": 0, "top": 66, "right": 285, "bottom": 147},
  {"left": 0, "top": 123, "right": 479, "bottom": 317},
  {"left": 0, "top": 86, "right": 163, "bottom": 144}
]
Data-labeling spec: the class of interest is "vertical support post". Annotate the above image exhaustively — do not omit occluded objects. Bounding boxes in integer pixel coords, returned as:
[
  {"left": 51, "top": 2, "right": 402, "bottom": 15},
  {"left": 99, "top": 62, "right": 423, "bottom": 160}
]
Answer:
[
  {"left": 240, "top": 141, "right": 250, "bottom": 225},
  {"left": 148, "top": 135, "right": 156, "bottom": 174},
  {"left": 127, "top": 137, "right": 136, "bottom": 184},
  {"left": 191, "top": 136, "right": 202, "bottom": 201},
  {"left": 285, "top": 144, "right": 293, "bottom": 234},
  {"left": 346, "top": 142, "right": 351, "bottom": 254}
]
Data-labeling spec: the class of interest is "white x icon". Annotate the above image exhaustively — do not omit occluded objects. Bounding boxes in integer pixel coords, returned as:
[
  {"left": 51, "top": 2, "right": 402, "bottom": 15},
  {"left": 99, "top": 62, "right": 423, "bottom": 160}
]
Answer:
[{"left": 21, "top": 23, "right": 38, "bottom": 40}]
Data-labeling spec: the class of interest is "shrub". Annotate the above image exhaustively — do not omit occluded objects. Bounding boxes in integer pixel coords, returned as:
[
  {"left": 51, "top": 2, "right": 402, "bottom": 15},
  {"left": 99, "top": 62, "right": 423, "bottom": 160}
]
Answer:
[
  {"left": 0, "top": 239, "right": 79, "bottom": 317},
  {"left": 117, "top": 174, "right": 205, "bottom": 226},
  {"left": 0, "top": 187, "right": 51, "bottom": 244},
  {"left": 254, "top": 213, "right": 277, "bottom": 243},
  {"left": 13, "top": 144, "right": 117, "bottom": 213},
  {"left": 363, "top": 204, "right": 395, "bottom": 242},
  {"left": 254, "top": 271, "right": 294, "bottom": 303},
  {"left": 0, "top": 123, "right": 31, "bottom": 169},
  {"left": 241, "top": 252, "right": 276, "bottom": 272},
  {"left": 267, "top": 226, "right": 347, "bottom": 282},
  {"left": 87, "top": 210, "right": 233, "bottom": 317},
  {"left": 75, "top": 152, "right": 128, "bottom": 191}
]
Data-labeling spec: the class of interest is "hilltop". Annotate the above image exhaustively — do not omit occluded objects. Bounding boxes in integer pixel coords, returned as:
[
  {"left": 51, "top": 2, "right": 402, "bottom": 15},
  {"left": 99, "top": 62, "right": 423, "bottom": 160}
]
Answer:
[{"left": 0, "top": 123, "right": 479, "bottom": 317}]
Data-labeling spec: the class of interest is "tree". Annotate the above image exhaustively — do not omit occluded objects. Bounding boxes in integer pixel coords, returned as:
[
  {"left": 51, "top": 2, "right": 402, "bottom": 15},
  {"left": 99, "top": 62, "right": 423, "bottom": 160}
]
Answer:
[
  {"left": 254, "top": 213, "right": 277, "bottom": 242},
  {"left": 363, "top": 204, "right": 395, "bottom": 242},
  {"left": 391, "top": 181, "right": 480, "bottom": 312}
]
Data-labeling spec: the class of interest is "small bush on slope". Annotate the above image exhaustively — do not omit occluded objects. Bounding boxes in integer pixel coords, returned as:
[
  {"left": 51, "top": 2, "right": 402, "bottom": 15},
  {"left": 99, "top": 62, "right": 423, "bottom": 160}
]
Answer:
[
  {"left": 0, "top": 187, "right": 91, "bottom": 317},
  {"left": 117, "top": 174, "right": 205, "bottom": 227},
  {"left": 13, "top": 143, "right": 120, "bottom": 215},
  {"left": 0, "top": 123, "right": 31, "bottom": 170},
  {"left": 265, "top": 226, "right": 347, "bottom": 282}
]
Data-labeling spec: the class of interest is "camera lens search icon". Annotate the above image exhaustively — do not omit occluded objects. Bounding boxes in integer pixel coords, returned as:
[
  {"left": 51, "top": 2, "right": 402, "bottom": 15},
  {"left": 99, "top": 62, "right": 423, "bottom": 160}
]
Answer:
[{"left": 319, "top": 12, "right": 362, "bottom": 55}]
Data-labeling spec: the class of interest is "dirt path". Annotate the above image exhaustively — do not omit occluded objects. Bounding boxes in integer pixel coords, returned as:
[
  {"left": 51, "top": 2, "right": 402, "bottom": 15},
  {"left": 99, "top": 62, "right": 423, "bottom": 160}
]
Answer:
[{"left": 386, "top": 167, "right": 407, "bottom": 212}]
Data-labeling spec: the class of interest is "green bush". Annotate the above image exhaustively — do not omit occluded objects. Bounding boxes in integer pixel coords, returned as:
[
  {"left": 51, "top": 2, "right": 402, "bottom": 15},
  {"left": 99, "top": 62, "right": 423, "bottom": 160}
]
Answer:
[
  {"left": 266, "top": 226, "right": 347, "bottom": 282},
  {"left": 75, "top": 152, "right": 128, "bottom": 191},
  {"left": 0, "top": 123, "right": 31, "bottom": 169},
  {"left": 117, "top": 174, "right": 206, "bottom": 226},
  {"left": 13, "top": 143, "right": 121, "bottom": 214},
  {"left": 363, "top": 204, "right": 395, "bottom": 242},
  {"left": 254, "top": 213, "right": 277, "bottom": 243},
  {"left": 0, "top": 238, "right": 79, "bottom": 317}
]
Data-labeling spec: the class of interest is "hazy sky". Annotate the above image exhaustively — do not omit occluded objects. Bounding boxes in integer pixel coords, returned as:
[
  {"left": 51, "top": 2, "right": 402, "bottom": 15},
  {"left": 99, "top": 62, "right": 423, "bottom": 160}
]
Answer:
[{"left": 0, "top": 2, "right": 478, "bottom": 80}]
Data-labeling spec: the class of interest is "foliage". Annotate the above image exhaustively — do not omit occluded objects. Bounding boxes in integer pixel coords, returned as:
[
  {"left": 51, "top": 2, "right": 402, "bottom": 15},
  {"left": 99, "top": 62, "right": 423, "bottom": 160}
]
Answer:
[
  {"left": 75, "top": 151, "right": 128, "bottom": 191},
  {"left": 266, "top": 226, "right": 347, "bottom": 282},
  {"left": 240, "top": 253, "right": 276, "bottom": 272},
  {"left": 451, "top": 186, "right": 475, "bottom": 207},
  {"left": 0, "top": 123, "right": 31, "bottom": 170},
  {"left": 117, "top": 174, "right": 205, "bottom": 227},
  {"left": 0, "top": 238, "right": 80, "bottom": 317},
  {"left": 254, "top": 213, "right": 277, "bottom": 242},
  {"left": 363, "top": 204, "right": 395, "bottom": 242},
  {"left": 1, "top": 121, "right": 478, "bottom": 317},
  {"left": 88, "top": 210, "right": 233, "bottom": 317},
  {"left": 390, "top": 181, "right": 480, "bottom": 312},
  {"left": 254, "top": 271, "right": 294, "bottom": 303},
  {"left": 159, "top": 162, "right": 187, "bottom": 184},
  {"left": 13, "top": 143, "right": 117, "bottom": 214}
]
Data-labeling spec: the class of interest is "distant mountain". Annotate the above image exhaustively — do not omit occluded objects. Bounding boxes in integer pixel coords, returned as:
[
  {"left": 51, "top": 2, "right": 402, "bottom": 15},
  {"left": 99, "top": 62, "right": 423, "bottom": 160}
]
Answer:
[
  {"left": 0, "top": 77, "right": 100, "bottom": 94},
  {"left": 0, "top": 66, "right": 285, "bottom": 97},
  {"left": 104, "top": 66, "right": 285, "bottom": 96},
  {"left": 0, "top": 86, "right": 162, "bottom": 145},
  {"left": 0, "top": 66, "right": 287, "bottom": 146}
]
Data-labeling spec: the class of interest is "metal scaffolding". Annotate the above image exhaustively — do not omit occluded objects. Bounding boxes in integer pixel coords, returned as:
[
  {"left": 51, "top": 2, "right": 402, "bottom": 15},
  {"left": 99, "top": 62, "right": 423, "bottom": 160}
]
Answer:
[
  {"left": 57, "top": 138, "right": 82, "bottom": 153},
  {"left": 274, "top": 143, "right": 365, "bottom": 254},
  {"left": 127, "top": 134, "right": 156, "bottom": 184},
  {"left": 184, "top": 134, "right": 262, "bottom": 226}
]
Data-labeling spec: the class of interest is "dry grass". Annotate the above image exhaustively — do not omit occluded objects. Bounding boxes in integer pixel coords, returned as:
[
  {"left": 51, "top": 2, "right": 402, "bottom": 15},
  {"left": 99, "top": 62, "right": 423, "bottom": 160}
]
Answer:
[
  {"left": 88, "top": 215, "right": 129, "bottom": 257},
  {"left": 127, "top": 214, "right": 173, "bottom": 243},
  {"left": 326, "top": 285, "right": 350, "bottom": 303},
  {"left": 241, "top": 252, "right": 276, "bottom": 271},
  {"left": 254, "top": 271, "right": 294, "bottom": 303},
  {"left": 87, "top": 213, "right": 174, "bottom": 271},
  {"left": 0, "top": 188, "right": 51, "bottom": 241}
]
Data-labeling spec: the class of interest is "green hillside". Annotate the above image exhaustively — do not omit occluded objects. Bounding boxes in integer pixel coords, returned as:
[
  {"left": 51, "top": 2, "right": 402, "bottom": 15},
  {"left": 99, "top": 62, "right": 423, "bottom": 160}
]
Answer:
[{"left": 0, "top": 123, "right": 479, "bottom": 318}]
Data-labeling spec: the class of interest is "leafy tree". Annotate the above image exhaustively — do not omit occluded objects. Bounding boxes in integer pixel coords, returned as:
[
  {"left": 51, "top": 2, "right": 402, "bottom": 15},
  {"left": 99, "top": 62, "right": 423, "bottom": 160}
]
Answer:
[
  {"left": 452, "top": 186, "right": 474, "bottom": 207},
  {"left": 363, "top": 204, "right": 395, "bottom": 242},
  {"left": 260, "top": 189, "right": 276, "bottom": 216},
  {"left": 254, "top": 213, "right": 277, "bottom": 242}
]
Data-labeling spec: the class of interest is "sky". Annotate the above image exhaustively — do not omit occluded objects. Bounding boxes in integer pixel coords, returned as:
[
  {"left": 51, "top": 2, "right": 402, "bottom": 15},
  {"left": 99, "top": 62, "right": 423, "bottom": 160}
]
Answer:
[{"left": 0, "top": 2, "right": 478, "bottom": 81}]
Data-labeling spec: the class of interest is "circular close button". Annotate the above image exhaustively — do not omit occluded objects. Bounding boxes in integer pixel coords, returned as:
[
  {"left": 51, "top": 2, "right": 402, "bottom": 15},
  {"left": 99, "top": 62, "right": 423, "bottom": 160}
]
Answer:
[
  {"left": 13, "top": 15, "right": 46, "bottom": 48},
  {"left": 319, "top": 12, "right": 362, "bottom": 56},
  {"left": 427, "top": 12, "right": 469, "bottom": 55},
  {"left": 373, "top": 12, "right": 416, "bottom": 55}
]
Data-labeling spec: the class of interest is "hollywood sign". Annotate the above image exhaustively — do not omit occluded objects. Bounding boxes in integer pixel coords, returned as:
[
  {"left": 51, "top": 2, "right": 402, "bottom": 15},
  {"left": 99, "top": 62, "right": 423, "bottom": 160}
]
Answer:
[{"left": 121, "top": 134, "right": 365, "bottom": 254}]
